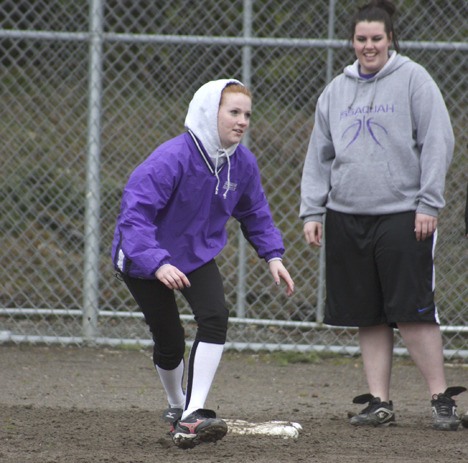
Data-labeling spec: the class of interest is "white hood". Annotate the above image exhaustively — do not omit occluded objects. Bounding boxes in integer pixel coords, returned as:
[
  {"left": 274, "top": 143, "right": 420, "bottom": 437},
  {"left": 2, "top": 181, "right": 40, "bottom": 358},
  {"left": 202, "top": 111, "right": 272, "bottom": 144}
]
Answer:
[{"left": 184, "top": 78, "right": 243, "bottom": 163}]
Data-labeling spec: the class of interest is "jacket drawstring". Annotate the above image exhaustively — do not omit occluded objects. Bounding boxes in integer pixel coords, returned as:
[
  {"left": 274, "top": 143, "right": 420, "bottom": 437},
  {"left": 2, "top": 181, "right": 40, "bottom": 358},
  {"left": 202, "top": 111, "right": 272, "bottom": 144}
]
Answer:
[
  {"left": 213, "top": 148, "right": 231, "bottom": 199},
  {"left": 223, "top": 151, "right": 231, "bottom": 200},
  {"left": 214, "top": 153, "right": 221, "bottom": 195},
  {"left": 187, "top": 129, "right": 232, "bottom": 199}
]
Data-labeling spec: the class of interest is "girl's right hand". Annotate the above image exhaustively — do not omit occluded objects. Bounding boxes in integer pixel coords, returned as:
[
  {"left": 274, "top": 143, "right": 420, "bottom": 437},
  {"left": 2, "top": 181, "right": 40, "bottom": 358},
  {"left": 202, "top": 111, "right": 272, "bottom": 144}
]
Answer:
[{"left": 155, "top": 264, "right": 191, "bottom": 290}]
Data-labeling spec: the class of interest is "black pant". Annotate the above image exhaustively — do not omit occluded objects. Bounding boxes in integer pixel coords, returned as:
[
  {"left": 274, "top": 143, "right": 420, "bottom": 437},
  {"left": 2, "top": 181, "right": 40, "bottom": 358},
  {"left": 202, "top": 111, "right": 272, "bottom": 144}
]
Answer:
[{"left": 122, "top": 260, "right": 228, "bottom": 370}]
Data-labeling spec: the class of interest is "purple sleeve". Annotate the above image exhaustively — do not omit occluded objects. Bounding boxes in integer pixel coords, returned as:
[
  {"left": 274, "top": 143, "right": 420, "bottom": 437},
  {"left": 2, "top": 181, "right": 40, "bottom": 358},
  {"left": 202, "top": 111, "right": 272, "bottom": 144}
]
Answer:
[
  {"left": 232, "top": 158, "right": 285, "bottom": 261},
  {"left": 115, "top": 160, "right": 173, "bottom": 278}
]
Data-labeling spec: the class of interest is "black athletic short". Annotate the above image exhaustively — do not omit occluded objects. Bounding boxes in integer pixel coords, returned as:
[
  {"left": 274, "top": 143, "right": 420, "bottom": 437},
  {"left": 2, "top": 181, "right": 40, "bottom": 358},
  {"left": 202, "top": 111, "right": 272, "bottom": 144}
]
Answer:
[{"left": 323, "top": 209, "right": 439, "bottom": 327}]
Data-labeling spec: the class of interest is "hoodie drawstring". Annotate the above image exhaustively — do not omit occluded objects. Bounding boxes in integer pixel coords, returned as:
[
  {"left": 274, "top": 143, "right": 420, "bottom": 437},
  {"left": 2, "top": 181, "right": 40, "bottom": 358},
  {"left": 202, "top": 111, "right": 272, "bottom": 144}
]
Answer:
[
  {"left": 348, "top": 79, "right": 359, "bottom": 110},
  {"left": 348, "top": 77, "right": 379, "bottom": 110},
  {"left": 369, "top": 78, "right": 378, "bottom": 110}
]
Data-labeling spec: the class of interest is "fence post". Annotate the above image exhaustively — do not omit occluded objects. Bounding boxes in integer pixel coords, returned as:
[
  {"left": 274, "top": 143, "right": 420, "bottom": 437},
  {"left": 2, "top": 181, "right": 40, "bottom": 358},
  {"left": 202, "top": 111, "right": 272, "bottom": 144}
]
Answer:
[
  {"left": 236, "top": 0, "right": 253, "bottom": 318},
  {"left": 316, "top": 0, "right": 337, "bottom": 324},
  {"left": 82, "top": 0, "right": 104, "bottom": 341}
]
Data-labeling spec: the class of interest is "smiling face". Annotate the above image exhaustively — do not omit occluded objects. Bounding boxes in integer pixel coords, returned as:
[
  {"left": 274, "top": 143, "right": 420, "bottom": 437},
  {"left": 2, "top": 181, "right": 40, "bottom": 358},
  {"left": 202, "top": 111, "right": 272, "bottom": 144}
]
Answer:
[
  {"left": 353, "top": 21, "right": 392, "bottom": 75},
  {"left": 217, "top": 92, "right": 252, "bottom": 148}
]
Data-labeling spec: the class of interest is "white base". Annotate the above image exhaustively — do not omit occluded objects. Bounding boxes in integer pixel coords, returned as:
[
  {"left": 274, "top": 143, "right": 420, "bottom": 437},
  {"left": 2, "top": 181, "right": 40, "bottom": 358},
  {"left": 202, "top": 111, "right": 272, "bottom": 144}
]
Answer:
[{"left": 224, "top": 419, "right": 302, "bottom": 439}]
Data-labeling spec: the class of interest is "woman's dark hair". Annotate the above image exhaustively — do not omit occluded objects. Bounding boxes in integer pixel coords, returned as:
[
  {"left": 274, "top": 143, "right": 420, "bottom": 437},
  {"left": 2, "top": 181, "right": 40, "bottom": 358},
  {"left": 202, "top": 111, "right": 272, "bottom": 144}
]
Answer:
[{"left": 350, "top": 0, "right": 400, "bottom": 52}]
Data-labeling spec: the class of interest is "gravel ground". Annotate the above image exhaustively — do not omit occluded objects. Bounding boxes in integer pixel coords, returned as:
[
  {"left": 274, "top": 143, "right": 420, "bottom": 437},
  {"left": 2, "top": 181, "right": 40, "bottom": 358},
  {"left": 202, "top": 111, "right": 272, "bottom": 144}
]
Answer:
[{"left": 1, "top": 344, "right": 467, "bottom": 463}]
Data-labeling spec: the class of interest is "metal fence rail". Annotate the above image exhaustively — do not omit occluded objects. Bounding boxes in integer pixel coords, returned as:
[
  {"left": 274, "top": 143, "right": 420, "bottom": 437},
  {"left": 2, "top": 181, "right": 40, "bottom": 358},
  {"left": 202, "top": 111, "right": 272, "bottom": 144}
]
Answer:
[{"left": 1, "top": 0, "right": 467, "bottom": 357}]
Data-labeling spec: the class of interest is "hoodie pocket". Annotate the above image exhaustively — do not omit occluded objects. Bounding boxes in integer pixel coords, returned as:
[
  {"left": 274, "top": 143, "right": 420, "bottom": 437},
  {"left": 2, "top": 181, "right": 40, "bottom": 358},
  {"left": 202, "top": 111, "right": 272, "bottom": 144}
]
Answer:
[{"left": 330, "top": 160, "right": 408, "bottom": 208}]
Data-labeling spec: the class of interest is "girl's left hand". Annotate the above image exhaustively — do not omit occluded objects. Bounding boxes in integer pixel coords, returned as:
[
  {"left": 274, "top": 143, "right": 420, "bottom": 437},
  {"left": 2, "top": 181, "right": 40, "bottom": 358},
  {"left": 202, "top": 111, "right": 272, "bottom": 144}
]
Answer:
[{"left": 268, "top": 260, "right": 295, "bottom": 296}]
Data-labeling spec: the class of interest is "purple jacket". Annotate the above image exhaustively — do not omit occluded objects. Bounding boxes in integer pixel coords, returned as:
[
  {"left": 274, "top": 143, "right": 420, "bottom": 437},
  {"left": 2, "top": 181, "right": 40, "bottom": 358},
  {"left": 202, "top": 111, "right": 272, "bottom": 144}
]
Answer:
[{"left": 112, "top": 132, "right": 285, "bottom": 278}]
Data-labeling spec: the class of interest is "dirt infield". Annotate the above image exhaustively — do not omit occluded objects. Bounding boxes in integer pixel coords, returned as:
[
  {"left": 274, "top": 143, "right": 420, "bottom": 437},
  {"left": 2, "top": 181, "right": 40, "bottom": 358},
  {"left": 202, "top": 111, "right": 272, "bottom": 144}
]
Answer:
[{"left": 1, "top": 345, "right": 467, "bottom": 463}]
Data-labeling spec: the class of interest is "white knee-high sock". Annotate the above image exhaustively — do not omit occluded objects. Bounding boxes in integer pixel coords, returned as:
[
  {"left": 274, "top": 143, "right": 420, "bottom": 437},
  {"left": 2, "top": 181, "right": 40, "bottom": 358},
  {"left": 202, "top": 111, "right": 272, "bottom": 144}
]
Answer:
[
  {"left": 156, "top": 359, "right": 186, "bottom": 409},
  {"left": 182, "top": 341, "right": 224, "bottom": 419}
]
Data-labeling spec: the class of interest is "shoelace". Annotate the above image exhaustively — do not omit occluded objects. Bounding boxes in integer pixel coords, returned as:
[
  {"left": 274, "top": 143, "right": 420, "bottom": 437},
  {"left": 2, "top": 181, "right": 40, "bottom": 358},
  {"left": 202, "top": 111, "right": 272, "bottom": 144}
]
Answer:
[
  {"left": 362, "top": 398, "right": 386, "bottom": 414},
  {"left": 432, "top": 394, "right": 455, "bottom": 417}
]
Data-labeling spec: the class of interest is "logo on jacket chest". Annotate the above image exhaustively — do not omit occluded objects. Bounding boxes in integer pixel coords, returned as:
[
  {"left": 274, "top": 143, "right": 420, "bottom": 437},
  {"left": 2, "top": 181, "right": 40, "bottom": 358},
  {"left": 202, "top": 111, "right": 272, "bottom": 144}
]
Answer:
[{"left": 223, "top": 181, "right": 238, "bottom": 192}]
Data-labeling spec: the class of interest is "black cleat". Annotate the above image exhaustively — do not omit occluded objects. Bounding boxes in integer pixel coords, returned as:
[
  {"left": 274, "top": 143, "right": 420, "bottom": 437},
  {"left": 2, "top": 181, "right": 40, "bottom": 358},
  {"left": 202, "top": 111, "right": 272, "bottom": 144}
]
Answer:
[
  {"left": 431, "top": 386, "right": 466, "bottom": 431},
  {"left": 350, "top": 393, "right": 396, "bottom": 427}
]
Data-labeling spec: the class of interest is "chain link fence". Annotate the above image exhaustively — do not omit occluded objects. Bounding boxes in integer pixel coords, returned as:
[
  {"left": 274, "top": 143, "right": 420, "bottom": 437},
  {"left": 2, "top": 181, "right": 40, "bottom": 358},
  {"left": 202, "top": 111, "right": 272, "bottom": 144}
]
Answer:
[{"left": 1, "top": 0, "right": 467, "bottom": 356}]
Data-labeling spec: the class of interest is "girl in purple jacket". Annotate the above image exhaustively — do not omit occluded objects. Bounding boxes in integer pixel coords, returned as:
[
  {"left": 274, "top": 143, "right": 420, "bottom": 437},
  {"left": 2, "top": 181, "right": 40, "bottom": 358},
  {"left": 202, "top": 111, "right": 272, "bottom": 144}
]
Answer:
[{"left": 112, "top": 79, "right": 294, "bottom": 448}]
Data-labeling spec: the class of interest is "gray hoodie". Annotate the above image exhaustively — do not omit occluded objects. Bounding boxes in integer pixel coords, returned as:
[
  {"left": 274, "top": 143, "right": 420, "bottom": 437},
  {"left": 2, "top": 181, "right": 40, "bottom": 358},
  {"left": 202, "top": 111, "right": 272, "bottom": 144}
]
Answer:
[{"left": 300, "top": 52, "right": 454, "bottom": 223}]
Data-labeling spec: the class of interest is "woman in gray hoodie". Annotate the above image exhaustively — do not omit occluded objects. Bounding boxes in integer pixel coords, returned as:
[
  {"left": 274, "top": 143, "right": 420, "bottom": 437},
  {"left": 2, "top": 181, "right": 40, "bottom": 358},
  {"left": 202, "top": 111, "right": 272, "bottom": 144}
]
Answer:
[{"left": 300, "top": 0, "right": 465, "bottom": 430}]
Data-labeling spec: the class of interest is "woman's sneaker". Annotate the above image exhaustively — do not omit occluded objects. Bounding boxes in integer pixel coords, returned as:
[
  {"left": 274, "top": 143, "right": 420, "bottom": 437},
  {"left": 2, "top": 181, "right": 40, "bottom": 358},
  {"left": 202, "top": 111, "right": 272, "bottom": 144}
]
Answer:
[
  {"left": 162, "top": 407, "right": 183, "bottom": 432},
  {"left": 349, "top": 393, "right": 396, "bottom": 427},
  {"left": 171, "top": 408, "right": 228, "bottom": 449},
  {"left": 431, "top": 386, "right": 467, "bottom": 431},
  {"left": 461, "top": 412, "right": 468, "bottom": 429}
]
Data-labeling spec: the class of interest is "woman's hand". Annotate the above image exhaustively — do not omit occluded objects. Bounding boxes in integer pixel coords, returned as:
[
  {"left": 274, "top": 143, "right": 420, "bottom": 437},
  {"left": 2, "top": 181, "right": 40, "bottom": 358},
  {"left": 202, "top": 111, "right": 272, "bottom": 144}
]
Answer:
[
  {"left": 414, "top": 213, "right": 437, "bottom": 241},
  {"left": 303, "top": 221, "right": 322, "bottom": 247},
  {"left": 155, "top": 264, "right": 191, "bottom": 290},
  {"left": 268, "top": 260, "right": 295, "bottom": 297}
]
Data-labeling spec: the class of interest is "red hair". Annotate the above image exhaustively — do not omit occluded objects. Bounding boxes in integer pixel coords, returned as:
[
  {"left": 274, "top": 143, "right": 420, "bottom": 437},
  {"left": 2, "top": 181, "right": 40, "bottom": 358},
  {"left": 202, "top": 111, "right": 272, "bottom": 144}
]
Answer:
[{"left": 220, "top": 83, "right": 252, "bottom": 105}]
